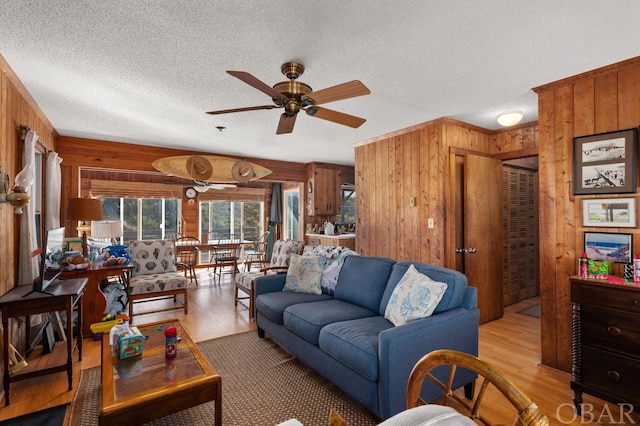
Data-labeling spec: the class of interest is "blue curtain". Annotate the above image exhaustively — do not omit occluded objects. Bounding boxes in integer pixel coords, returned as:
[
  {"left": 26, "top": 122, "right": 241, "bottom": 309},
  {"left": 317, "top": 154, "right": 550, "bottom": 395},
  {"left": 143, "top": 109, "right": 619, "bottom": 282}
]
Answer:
[{"left": 266, "top": 182, "right": 282, "bottom": 260}]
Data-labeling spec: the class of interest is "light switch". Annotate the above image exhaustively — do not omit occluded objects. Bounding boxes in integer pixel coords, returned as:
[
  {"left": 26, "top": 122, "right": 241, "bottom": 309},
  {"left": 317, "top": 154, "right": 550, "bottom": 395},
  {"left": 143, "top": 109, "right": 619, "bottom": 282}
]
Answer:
[
  {"left": 408, "top": 197, "right": 415, "bottom": 207},
  {"left": 428, "top": 218, "right": 434, "bottom": 228}
]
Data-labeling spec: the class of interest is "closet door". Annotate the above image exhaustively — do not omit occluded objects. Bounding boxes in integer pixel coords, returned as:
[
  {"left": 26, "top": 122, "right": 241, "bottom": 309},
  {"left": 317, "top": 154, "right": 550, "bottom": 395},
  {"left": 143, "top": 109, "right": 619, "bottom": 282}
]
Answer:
[{"left": 502, "top": 165, "right": 539, "bottom": 305}]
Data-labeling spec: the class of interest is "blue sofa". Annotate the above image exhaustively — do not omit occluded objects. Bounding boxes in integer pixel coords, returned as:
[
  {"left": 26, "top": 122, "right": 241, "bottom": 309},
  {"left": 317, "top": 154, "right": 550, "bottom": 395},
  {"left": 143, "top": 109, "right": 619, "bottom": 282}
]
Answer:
[{"left": 254, "top": 255, "right": 479, "bottom": 420}]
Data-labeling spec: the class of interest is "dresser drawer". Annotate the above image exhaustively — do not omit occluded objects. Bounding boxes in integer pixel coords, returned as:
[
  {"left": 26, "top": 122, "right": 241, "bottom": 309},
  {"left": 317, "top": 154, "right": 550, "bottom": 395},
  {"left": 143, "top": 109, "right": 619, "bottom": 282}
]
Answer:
[
  {"left": 581, "top": 284, "right": 640, "bottom": 314},
  {"left": 582, "top": 305, "right": 640, "bottom": 357},
  {"left": 582, "top": 346, "right": 640, "bottom": 405}
]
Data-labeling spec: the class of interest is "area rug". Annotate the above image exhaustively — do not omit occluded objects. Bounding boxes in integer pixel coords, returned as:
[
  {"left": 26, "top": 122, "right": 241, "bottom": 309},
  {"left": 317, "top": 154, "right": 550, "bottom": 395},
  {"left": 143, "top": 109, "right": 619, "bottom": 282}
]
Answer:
[
  {"left": 516, "top": 303, "right": 540, "bottom": 318},
  {"left": 70, "top": 331, "right": 379, "bottom": 425},
  {"left": 0, "top": 403, "right": 68, "bottom": 426}
]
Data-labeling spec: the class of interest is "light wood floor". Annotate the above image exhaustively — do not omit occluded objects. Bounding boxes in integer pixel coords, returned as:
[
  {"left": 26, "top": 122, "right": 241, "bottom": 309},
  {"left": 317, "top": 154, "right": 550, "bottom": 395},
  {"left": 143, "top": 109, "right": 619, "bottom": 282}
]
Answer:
[{"left": 1, "top": 270, "right": 638, "bottom": 424}]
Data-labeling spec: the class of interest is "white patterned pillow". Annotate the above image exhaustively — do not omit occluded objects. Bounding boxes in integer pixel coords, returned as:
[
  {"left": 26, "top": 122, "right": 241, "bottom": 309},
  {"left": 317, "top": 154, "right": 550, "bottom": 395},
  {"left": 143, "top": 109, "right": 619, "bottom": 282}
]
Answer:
[
  {"left": 283, "top": 254, "right": 325, "bottom": 295},
  {"left": 384, "top": 264, "right": 448, "bottom": 326}
]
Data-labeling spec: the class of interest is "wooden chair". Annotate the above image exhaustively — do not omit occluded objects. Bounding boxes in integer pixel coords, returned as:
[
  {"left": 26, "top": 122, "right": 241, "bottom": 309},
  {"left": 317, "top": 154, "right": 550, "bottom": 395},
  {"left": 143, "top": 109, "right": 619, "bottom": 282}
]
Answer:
[
  {"left": 243, "top": 231, "right": 269, "bottom": 271},
  {"left": 127, "top": 239, "right": 189, "bottom": 323},
  {"left": 233, "top": 239, "right": 304, "bottom": 319},
  {"left": 404, "top": 349, "right": 549, "bottom": 426},
  {"left": 175, "top": 236, "right": 200, "bottom": 286},
  {"left": 211, "top": 234, "right": 241, "bottom": 284}
]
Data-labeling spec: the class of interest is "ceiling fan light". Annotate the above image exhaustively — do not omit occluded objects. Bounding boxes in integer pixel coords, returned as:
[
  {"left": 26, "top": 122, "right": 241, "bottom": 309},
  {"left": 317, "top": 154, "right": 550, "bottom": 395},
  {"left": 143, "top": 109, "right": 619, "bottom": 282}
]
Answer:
[{"left": 497, "top": 111, "right": 523, "bottom": 127}]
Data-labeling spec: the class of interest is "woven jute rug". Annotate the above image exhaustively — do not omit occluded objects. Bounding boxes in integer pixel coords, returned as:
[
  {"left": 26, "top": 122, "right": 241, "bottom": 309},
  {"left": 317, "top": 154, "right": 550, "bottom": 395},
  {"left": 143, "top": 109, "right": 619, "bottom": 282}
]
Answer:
[{"left": 70, "top": 331, "right": 380, "bottom": 425}]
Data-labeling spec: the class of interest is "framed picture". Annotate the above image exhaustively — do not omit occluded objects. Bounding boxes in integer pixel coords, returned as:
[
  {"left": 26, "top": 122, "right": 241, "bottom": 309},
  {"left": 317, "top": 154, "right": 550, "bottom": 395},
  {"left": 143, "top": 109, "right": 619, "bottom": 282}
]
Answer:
[
  {"left": 582, "top": 197, "right": 636, "bottom": 228},
  {"left": 584, "top": 232, "right": 632, "bottom": 263},
  {"left": 573, "top": 128, "right": 638, "bottom": 195},
  {"left": 65, "top": 238, "right": 83, "bottom": 253}
]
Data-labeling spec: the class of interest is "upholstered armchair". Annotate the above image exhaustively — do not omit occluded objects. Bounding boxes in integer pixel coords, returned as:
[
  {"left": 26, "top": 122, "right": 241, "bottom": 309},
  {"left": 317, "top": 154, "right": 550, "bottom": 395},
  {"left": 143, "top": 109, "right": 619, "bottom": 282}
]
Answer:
[
  {"left": 234, "top": 239, "right": 304, "bottom": 319},
  {"left": 127, "top": 239, "right": 189, "bottom": 322}
]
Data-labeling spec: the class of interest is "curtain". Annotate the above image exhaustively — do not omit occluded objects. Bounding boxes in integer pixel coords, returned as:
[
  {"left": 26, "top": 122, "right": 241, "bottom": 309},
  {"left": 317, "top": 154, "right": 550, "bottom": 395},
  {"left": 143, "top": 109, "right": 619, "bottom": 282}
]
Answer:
[
  {"left": 18, "top": 130, "right": 39, "bottom": 286},
  {"left": 266, "top": 182, "right": 282, "bottom": 260},
  {"left": 45, "top": 151, "right": 63, "bottom": 230}
]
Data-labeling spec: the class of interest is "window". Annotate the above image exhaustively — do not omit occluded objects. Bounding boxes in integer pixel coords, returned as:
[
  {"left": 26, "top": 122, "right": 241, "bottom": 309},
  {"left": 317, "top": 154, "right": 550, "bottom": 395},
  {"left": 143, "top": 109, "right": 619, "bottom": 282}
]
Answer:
[
  {"left": 336, "top": 185, "right": 356, "bottom": 224},
  {"left": 100, "top": 198, "right": 180, "bottom": 243},
  {"left": 283, "top": 187, "right": 301, "bottom": 240},
  {"left": 200, "top": 201, "right": 263, "bottom": 241}
]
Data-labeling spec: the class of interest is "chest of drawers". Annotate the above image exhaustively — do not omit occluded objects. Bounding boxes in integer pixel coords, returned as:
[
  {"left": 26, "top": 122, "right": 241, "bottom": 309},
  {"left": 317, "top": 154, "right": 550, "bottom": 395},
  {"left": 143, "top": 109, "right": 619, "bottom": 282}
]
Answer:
[{"left": 570, "top": 277, "right": 640, "bottom": 414}]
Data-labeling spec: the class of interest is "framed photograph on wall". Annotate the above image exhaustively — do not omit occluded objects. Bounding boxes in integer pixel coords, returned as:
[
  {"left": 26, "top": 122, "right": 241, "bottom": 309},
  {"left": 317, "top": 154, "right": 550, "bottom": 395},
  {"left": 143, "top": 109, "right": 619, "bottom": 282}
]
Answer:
[
  {"left": 582, "top": 197, "right": 636, "bottom": 228},
  {"left": 584, "top": 232, "right": 632, "bottom": 263},
  {"left": 573, "top": 128, "right": 638, "bottom": 195}
]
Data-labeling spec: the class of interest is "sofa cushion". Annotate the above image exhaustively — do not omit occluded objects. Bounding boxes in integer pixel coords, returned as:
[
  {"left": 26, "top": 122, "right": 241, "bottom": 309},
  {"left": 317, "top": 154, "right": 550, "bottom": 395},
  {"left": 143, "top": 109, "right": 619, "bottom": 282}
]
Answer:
[
  {"left": 384, "top": 265, "right": 448, "bottom": 326},
  {"left": 255, "top": 291, "right": 332, "bottom": 325},
  {"left": 129, "top": 239, "right": 177, "bottom": 276},
  {"left": 284, "top": 254, "right": 325, "bottom": 294},
  {"left": 380, "top": 262, "right": 468, "bottom": 316},
  {"left": 334, "top": 256, "right": 395, "bottom": 312},
  {"left": 319, "top": 316, "right": 394, "bottom": 382},
  {"left": 283, "top": 299, "right": 377, "bottom": 345}
]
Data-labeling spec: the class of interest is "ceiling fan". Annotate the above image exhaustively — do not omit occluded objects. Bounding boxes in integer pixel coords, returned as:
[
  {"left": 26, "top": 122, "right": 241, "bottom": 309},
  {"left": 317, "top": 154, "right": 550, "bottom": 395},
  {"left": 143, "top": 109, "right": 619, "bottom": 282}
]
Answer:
[
  {"left": 192, "top": 181, "right": 237, "bottom": 193},
  {"left": 206, "top": 61, "right": 370, "bottom": 134}
]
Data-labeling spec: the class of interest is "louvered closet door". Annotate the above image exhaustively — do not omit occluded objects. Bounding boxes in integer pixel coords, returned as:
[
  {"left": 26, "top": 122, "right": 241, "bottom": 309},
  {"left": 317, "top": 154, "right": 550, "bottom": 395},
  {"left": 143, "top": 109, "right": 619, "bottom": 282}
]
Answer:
[{"left": 502, "top": 166, "right": 539, "bottom": 306}]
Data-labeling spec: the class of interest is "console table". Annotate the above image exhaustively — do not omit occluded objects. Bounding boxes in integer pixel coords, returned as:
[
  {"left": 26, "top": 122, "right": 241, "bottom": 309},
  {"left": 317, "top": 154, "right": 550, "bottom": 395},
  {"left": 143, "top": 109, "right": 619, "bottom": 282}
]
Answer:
[
  {"left": 60, "top": 264, "right": 132, "bottom": 336},
  {"left": 570, "top": 276, "right": 640, "bottom": 414},
  {"left": 0, "top": 278, "right": 86, "bottom": 405}
]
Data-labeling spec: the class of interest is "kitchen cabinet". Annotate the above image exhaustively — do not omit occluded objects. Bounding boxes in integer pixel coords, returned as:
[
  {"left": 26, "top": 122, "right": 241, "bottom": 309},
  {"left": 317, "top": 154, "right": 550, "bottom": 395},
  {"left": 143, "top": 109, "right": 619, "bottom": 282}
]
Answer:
[
  {"left": 305, "top": 233, "right": 356, "bottom": 251},
  {"left": 307, "top": 163, "right": 341, "bottom": 216},
  {"left": 570, "top": 277, "right": 640, "bottom": 414}
]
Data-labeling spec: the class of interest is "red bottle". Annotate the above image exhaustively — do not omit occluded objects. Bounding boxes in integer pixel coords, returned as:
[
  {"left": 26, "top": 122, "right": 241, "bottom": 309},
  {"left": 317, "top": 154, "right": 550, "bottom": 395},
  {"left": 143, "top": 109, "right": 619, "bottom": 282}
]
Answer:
[
  {"left": 578, "top": 252, "right": 589, "bottom": 278},
  {"left": 164, "top": 326, "right": 178, "bottom": 358}
]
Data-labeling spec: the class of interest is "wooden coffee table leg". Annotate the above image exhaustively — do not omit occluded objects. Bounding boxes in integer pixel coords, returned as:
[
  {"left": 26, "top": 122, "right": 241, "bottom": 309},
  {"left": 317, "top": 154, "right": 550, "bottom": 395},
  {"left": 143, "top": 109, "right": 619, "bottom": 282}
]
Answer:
[{"left": 215, "top": 381, "right": 222, "bottom": 425}]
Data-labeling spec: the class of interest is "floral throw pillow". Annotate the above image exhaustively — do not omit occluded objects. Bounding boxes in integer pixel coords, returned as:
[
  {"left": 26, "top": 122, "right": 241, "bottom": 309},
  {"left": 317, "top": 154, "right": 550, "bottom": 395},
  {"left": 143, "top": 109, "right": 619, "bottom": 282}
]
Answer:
[
  {"left": 283, "top": 254, "right": 325, "bottom": 295},
  {"left": 384, "top": 264, "right": 448, "bottom": 326}
]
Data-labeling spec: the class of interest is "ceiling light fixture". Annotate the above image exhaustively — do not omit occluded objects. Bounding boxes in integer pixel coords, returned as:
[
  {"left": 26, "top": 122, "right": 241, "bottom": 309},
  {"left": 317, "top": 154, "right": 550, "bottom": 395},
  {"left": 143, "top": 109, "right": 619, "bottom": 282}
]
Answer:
[{"left": 497, "top": 111, "right": 523, "bottom": 127}]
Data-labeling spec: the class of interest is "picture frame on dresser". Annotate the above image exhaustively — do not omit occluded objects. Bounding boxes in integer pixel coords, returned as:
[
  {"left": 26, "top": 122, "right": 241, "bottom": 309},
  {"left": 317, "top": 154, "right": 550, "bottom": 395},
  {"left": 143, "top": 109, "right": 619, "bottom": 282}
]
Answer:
[
  {"left": 582, "top": 197, "right": 636, "bottom": 228},
  {"left": 572, "top": 128, "right": 638, "bottom": 195},
  {"left": 584, "top": 231, "right": 632, "bottom": 263}
]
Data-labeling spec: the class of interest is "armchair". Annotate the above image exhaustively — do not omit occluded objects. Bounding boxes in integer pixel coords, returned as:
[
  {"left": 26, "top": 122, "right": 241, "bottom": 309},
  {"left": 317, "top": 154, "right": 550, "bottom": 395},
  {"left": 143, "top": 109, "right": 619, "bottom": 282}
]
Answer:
[
  {"left": 233, "top": 239, "right": 304, "bottom": 319},
  {"left": 127, "top": 239, "right": 189, "bottom": 322}
]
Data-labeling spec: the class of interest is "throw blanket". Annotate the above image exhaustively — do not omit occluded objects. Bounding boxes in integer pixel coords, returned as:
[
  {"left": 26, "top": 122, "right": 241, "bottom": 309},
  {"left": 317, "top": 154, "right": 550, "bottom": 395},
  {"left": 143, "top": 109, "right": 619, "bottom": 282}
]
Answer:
[{"left": 304, "top": 245, "right": 360, "bottom": 294}]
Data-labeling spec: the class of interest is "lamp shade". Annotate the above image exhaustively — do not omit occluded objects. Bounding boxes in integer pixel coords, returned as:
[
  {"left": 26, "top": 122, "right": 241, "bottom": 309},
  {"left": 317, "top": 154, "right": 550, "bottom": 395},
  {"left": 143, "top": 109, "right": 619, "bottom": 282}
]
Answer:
[
  {"left": 66, "top": 198, "right": 103, "bottom": 221},
  {"left": 91, "top": 220, "right": 122, "bottom": 238}
]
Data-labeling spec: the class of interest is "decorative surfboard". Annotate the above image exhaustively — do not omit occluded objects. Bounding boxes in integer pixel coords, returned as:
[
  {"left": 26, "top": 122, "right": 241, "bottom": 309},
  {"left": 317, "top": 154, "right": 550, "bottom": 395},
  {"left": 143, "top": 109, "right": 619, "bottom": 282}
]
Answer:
[{"left": 152, "top": 154, "right": 272, "bottom": 183}]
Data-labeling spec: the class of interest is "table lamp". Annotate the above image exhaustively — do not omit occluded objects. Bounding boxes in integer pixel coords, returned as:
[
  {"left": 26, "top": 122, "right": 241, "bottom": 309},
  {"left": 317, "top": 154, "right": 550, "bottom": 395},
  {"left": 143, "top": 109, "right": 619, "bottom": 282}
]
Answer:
[
  {"left": 66, "top": 198, "right": 103, "bottom": 257},
  {"left": 91, "top": 220, "right": 123, "bottom": 245}
]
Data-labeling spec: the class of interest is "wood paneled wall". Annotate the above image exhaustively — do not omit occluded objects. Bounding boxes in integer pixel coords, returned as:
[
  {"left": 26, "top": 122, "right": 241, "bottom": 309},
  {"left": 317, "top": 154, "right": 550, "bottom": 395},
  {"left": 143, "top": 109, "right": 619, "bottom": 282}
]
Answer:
[
  {"left": 534, "top": 55, "right": 640, "bottom": 372},
  {"left": 354, "top": 118, "right": 536, "bottom": 265},
  {"left": 0, "top": 55, "right": 57, "bottom": 297},
  {"left": 56, "top": 136, "right": 312, "bottom": 238}
]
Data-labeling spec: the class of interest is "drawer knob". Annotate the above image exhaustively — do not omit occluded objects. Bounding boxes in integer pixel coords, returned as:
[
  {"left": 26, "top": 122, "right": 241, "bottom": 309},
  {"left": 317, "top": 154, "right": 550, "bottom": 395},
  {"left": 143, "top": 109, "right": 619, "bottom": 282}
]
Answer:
[
  {"left": 634, "top": 299, "right": 639, "bottom": 306},
  {"left": 607, "top": 370, "right": 621, "bottom": 382},
  {"left": 607, "top": 326, "right": 622, "bottom": 336}
]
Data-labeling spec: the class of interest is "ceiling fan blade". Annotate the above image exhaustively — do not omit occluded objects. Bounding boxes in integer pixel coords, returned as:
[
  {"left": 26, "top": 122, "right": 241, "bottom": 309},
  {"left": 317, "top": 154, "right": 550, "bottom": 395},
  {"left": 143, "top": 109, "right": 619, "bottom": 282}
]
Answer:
[
  {"left": 206, "top": 105, "right": 277, "bottom": 115},
  {"left": 303, "top": 80, "right": 370, "bottom": 105},
  {"left": 306, "top": 107, "right": 366, "bottom": 128},
  {"left": 227, "top": 70, "right": 286, "bottom": 99},
  {"left": 276, "top": 113, "right": 297, "bottom": 134}
]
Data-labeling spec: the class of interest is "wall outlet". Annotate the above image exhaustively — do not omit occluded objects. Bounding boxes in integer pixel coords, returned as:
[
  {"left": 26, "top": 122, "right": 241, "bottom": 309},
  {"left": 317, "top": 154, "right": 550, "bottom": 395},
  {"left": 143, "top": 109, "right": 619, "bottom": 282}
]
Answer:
[{"left": 428, "top": 218, "right": 435, "bottom": 229}]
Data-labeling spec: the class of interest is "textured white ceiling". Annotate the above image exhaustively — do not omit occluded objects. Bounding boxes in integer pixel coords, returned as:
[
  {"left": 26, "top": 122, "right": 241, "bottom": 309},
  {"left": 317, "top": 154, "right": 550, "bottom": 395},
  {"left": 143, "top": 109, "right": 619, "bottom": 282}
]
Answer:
[{"left": 1, "top": 1, "right": 640, "bottom": 166}]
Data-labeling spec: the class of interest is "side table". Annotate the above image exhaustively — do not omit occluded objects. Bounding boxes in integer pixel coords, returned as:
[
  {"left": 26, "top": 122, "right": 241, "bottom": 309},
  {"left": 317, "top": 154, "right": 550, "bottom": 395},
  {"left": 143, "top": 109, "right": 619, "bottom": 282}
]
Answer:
[
  {"left": 60, "top": 264, "right": 132, "bottom": 336},
  {"left": 0, "top": 278, "right": 87, "bottom": 405}
]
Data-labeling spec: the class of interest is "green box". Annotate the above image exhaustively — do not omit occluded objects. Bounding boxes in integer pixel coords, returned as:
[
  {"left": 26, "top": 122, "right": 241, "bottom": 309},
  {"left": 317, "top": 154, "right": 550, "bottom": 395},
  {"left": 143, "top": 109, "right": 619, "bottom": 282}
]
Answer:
[
  {"left": 587, "top": 260, "right": 612, "bottom": 279},
  {"left": 117, "top": 326, "right": 143, "bottom": 359}
]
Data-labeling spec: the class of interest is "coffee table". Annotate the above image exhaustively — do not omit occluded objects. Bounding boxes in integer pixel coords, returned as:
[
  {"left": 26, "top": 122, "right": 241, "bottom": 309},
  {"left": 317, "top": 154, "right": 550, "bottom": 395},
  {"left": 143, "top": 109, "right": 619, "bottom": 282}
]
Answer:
[{"left": 100, "top": 319, "right": 221, "bottom": 425}]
